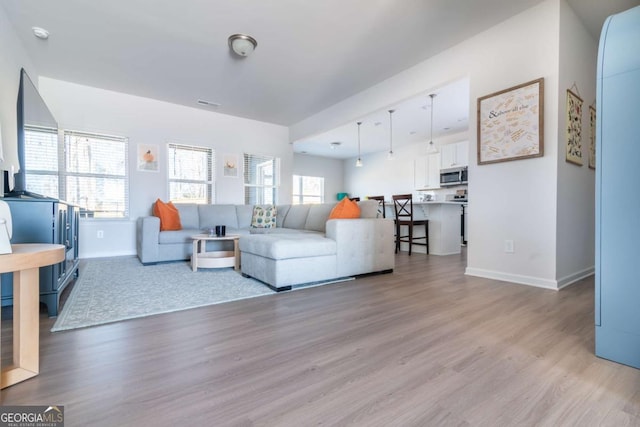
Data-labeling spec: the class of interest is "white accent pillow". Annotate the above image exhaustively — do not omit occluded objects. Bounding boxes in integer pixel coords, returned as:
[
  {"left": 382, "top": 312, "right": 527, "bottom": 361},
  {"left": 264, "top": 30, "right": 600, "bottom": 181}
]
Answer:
[{"left": 251, "top": 205, "right": 277, "bottom": 228}]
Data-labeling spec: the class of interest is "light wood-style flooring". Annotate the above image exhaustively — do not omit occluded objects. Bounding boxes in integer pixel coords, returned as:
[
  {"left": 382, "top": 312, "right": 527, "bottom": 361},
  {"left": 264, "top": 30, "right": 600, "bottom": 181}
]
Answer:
[{"left": 1, "top": 251, "right": 639, "bottom": 426}]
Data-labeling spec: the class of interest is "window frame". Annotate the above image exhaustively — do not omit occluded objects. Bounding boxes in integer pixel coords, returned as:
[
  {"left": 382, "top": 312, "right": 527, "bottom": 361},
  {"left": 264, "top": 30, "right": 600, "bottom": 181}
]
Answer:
[
  {"left": 292, "top": 174, "right": 325, "bottom": 205},
  {"left": 167, "top": 143, "right": 214, "bottom": 204},
  {"left": 243, "top": 153, "right": 280, "bottom": 205},
  {"left": 63, "top": 130, "right": 130, "bottom": 219},
  {"left": 23, "top": 124, "right": 61, "bottom": 199}
]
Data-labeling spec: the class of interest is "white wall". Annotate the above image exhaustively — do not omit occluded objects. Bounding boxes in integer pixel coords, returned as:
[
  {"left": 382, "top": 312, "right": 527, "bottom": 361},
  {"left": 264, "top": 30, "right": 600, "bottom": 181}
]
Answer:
[
  {"left": 555, "top": 0, "right": 598, "bottom": 286},
  {"left": 38, "top": 78, "right": 291, "bottom": 258},
  {"left": 466, "top": 2, "right": 560, "bottom": 289},
  {"left": 292, "top": 153, "right": 344, "bottom": 203},
  {"left": 0, "top": 6, "right": 37, "bottom": 172},
  {"left": 294, "top": 0, "right": 566, "bottom": 288}
]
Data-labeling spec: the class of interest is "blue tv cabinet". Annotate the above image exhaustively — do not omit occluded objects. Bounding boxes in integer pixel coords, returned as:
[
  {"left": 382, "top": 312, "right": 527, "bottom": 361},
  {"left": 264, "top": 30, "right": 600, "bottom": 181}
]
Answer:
[{"left": 0, "top": 197, "right": 79, "bottom": 317}]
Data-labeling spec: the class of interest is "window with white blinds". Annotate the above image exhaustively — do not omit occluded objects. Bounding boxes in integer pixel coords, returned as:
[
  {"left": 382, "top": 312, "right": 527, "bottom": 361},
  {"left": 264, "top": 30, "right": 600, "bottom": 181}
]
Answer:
[
  {"left": 167, "top": 143, "right": 214, "bottom": 204},
  {"left": 292, "top": 175, "right": 324, "bottom": 204},
  {"left": 64, "top": 131, "right": 129, "bottom": 218},
  {"left": 244, "top": 153, "right": 280, "bottom": 205},
  {"left": 24, "top": 125, "right": 59, "bottom": 199}
]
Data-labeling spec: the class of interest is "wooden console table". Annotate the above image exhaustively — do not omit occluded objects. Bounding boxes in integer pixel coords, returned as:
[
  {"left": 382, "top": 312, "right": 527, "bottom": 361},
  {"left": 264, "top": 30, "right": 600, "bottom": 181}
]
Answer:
[{"left": 0, "top": 243, "right": 65, "bottom": 389}]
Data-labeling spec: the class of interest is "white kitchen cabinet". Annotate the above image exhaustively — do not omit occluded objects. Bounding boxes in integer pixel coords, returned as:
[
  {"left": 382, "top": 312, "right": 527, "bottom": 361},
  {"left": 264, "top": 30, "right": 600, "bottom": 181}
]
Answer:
[
  {"left": 440, "top": 141, "right": 469, "bottom": 169},
  {"left": 414, "top": 153, "right": 441, "bottom": 190}
]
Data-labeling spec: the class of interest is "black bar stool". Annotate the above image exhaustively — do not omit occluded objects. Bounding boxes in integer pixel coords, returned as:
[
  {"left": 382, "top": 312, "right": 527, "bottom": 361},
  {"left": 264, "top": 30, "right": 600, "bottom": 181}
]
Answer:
[
  {"left": 367, "top": 195, "right": 386, "bottom": 218},
  {"left": 392, "top": 194, "right": 428, "bottom": 255}
]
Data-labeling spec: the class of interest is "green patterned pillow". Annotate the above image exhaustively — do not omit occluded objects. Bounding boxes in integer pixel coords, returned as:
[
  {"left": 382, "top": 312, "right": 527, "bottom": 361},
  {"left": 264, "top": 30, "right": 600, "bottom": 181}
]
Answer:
[{"left": 251, "top": 205, "right": 277, "bottom": 228}]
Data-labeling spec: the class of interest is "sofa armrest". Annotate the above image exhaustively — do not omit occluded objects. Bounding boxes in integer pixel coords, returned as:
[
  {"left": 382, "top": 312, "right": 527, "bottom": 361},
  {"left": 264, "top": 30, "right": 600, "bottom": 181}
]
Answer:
[
  {"left": 136, "top": 216, "right": 161, "bottom": 264},
  {"left": 325, "top": 218, "right": 395, "bottom": 277}
]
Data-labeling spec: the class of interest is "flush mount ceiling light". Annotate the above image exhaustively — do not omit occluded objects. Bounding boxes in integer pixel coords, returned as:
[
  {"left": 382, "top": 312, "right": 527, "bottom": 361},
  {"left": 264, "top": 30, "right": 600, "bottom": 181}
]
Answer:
[
  {"left": 427, "top": 93, "right": 439, "bottom": 154},
  {"left": 32, "top": 27, "right": 49, "bottom": 40},
  {"left": 355, "top": 121, "right": 363, "bottom": 167},
  {"left": 228, "top": 34, "right": 258, "bottom": 57},
  {"left": 330, "top": 141, "right": 342, "bottom": 149},
  {"left": 388, "top": 109, "right": 395, "bottom": 160}
]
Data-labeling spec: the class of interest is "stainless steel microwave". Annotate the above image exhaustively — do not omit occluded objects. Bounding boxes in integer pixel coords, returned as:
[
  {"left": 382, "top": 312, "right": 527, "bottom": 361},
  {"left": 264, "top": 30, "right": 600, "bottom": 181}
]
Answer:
[{"left": 440, "top": 166, "right": 468, "bottom": 186}]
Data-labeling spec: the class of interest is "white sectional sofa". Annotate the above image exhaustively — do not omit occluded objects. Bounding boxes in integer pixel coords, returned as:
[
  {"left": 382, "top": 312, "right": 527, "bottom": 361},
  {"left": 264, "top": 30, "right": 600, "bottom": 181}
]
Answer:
[{"left": 136, "top": 201, "right": 395, "bottom": 290}]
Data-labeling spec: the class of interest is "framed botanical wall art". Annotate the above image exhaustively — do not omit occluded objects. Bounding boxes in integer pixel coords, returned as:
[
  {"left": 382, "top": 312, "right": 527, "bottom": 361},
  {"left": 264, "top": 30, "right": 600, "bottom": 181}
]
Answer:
[
  {"left": 566, "top": 89, "right": 584, "bottom": 165},
  {"left": 138, "top": 143, "right": 159, "bottom": 172},
  {"left": 477, "top": 78, "right": 544, "bottom": 165},
  {"left": 589, "top": 105, "right": 596, "bottom": 169}
]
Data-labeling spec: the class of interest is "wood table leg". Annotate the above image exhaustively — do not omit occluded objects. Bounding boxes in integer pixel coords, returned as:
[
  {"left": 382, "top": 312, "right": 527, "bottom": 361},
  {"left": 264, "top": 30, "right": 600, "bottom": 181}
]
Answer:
[{"left": 1, "top": 267, "right": 40, "bottom": 389}]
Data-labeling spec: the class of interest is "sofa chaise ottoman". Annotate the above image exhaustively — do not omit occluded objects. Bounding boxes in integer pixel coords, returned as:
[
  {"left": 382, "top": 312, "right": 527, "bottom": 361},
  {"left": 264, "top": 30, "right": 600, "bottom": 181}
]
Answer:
[{"left": 239, "top": 214, "right": 395, "bottom": 291}]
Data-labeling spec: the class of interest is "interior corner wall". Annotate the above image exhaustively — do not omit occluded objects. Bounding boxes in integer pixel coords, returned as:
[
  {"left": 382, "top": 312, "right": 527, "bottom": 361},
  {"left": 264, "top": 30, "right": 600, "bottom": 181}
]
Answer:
[
  {"left": 0, "top": 5, "right": 37, "bottom": 171},
  {"left": 292, "top": 0, "right": 562, "bottom": 287},
  {"left": 555, "top": 0, "right": 598, "bottom": 287},
  {"left": 292, "top": 153, "right": 344, "bottom": 202},
  {"left": 38, "top": 78, "right": 291, "bottom": 258}
]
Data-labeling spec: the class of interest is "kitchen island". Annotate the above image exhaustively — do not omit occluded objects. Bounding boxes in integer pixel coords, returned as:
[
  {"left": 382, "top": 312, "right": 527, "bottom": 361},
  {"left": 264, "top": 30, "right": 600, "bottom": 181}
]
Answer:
[{"left": 385, "top": 201, "right": 464, "bottom": 255}]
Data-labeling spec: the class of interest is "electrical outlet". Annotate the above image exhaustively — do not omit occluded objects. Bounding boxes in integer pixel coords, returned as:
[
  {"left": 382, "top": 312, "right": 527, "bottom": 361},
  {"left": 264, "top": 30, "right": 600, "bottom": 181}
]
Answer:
[
  {"left": 504, "top": 239, "right": 514, "bottom": 253},
  {"left": 97, "top": 230, "right": 104, "bottom": 239}
]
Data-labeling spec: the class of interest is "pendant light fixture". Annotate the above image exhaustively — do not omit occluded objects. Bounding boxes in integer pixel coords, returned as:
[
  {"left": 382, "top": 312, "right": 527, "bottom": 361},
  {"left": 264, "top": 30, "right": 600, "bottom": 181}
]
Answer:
[
  {"left": 355, "top": 121, "right": 363, "bottom": 167},
  {"left": 388, "top": 109, "right": 395, "bottom": 160},
  {"left": 427, "top": 93, "right": 439, "bottom": 154}
]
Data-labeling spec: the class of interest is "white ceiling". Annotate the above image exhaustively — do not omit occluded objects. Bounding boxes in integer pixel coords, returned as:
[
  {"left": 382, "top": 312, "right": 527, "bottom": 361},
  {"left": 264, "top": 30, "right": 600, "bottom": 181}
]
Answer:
[
  {"left": 294, "top": 78, "right": 470, "bottom": 159},
  {"left": 2, "top": 0, "right": 638, "bottom": 158}
]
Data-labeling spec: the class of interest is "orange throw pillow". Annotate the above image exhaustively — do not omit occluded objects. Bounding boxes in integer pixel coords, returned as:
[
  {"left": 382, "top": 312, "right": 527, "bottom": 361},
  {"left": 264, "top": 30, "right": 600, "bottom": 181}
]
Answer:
[
  {"left": 329, "top": 198, "right": 361, "bottom": 219},
  {"left": 153, "top": 199, "right": 182, "bottom": 231}
]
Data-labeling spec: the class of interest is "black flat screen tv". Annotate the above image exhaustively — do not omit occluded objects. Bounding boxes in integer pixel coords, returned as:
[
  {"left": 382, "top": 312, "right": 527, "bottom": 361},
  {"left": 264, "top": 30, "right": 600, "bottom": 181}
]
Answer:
[{"left": 5, "top": 68, "right": 58, "bottom": 198}]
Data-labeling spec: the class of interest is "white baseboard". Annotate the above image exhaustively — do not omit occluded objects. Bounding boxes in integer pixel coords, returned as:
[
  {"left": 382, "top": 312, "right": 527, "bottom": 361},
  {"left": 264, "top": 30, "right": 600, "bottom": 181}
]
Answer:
[
  {"left": 80, "top": 250, "right": 137, "bottom": 259},
  {"left": 465, "top": 266, "right": 595, "bottom": 291},
  {"left": 465, "top": 268, "right": 559, "bottom": 290},
  {"left": 556, "top": 267, "right": 594, "bottom": 289}
]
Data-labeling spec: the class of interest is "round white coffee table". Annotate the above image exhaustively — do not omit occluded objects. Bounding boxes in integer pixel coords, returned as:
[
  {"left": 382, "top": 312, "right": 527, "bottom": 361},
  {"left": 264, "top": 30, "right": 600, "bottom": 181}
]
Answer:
[{"left": 190, "top": 234, "right": 240, "bottom": 272}]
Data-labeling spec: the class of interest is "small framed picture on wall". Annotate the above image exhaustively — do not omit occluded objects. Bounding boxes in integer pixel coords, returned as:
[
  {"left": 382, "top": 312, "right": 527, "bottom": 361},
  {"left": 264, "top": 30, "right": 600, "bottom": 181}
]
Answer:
[
  {"left": 138, "top": 144, "right": 159, "bottom": 172},
  {"left": 565, "top": 89, "right": 584, "bottom": 166},
  {"left": 224, "top": 154, "right": 239, "bottom": 177}
]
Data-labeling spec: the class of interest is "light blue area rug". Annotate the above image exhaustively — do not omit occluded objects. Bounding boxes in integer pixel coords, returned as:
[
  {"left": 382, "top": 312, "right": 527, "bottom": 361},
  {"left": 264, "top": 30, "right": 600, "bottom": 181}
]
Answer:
[{"left": 51, "top": 257, "right": 275, "bottom": 331}]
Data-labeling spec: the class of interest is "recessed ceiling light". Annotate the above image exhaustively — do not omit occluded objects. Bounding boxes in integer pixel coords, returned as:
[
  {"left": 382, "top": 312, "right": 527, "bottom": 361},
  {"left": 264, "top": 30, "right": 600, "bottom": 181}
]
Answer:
[
  {"left": 374, "top": 121, "right": 382, "bottom": 127},
  {"left": 409, "top": 131, "right": 417, "bottom": 135},
  {"left": 444, "top": 127, "right": 451, "bottom": 130},
  {"left": 32, "top": 27, "right": 49, "bottom": 40},
  {"left": 197, "top": 99, "right": 221, "bottom": 107},
  {"left": 330, "top": 142, "right": 342, "bottom": 149}
]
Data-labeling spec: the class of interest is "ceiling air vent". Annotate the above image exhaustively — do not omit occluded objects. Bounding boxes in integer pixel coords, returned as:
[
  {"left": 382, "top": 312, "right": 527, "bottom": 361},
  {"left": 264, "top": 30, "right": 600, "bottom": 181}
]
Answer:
[{"left": 197, "top": 99, "right": 221, "bottom": 107}]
